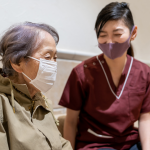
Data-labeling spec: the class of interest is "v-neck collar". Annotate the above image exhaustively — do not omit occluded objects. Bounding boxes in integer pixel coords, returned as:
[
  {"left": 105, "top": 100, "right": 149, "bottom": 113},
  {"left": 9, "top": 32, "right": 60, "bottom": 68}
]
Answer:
[{"left": 97, "top": 54, "right": 132, "bottom": 95}]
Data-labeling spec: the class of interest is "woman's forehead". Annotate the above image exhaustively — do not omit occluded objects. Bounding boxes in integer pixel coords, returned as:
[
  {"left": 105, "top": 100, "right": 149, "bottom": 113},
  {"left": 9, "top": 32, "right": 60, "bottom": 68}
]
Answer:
[
  {"left": 29, "top": 32, "right": 56, "bottom": 57},
  {"left": 39, "top": 31, "right": 55, "bottom": 43},
  {"left": 37, "top": 31, "right": 56, "bottom": 48}
]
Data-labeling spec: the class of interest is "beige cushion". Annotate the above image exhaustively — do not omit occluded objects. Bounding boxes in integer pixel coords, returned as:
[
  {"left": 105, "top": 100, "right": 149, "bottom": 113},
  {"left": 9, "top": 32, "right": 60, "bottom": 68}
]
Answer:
[{"left": 57, "top": 115, "right": 66, "bottom": 136}]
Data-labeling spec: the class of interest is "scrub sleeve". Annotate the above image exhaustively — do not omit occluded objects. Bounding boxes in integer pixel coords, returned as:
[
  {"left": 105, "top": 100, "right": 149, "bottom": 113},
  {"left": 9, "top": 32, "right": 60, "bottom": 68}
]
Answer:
[{"left": 59, "top": 66, "right": 85, "bottom": 110}]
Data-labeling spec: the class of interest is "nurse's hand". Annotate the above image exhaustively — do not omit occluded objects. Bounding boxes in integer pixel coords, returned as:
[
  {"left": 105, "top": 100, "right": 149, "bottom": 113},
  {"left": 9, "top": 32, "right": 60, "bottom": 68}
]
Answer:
[{"left": 139, "top": 112, "right": 150, "bottom": 150}]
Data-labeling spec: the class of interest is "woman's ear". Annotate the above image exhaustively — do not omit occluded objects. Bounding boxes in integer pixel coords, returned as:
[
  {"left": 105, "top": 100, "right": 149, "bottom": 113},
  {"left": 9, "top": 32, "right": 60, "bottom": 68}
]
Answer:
[
  {"left": 131, "top": 25, "right": 137, "bottom": 41},
  {"left": 10, "top": 60, "right": 23, "bottom": 73}
]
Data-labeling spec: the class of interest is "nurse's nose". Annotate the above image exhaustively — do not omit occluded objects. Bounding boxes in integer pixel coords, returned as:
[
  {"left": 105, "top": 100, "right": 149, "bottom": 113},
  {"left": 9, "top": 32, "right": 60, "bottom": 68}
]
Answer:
[{"left": 106, "top": 38, "right": 113, "bottom": 44}]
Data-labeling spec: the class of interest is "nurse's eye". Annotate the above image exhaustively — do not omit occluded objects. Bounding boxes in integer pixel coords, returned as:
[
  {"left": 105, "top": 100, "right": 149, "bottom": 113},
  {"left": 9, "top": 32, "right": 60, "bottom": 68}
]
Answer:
[
  {"left": 99, "top": 35, "right": 107, "bottom": 38},
  {"left": 114, "top": 34, "right": 122, "bottom": 37}
]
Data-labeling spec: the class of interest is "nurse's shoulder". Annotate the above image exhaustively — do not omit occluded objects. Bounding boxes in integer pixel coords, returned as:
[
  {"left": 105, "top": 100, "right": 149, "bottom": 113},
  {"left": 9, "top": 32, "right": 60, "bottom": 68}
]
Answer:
[
  {"left": 74, "top": 54, "right": 102, "bottom": 74},
  {"left": 132, "top": 57, "right": 150, "bottom": 82}
]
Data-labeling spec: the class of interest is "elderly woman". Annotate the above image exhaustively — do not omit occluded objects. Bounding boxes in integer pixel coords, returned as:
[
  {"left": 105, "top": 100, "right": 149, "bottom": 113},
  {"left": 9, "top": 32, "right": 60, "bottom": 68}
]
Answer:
[{"left": 0, "top": 22, "right": 72, "bottom": 150}]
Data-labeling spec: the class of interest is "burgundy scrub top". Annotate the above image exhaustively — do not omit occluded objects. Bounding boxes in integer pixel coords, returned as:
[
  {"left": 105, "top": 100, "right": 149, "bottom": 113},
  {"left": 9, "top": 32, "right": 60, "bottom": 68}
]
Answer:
[{"left": 59, "top": 54, "right": 150, "bottom": 150}]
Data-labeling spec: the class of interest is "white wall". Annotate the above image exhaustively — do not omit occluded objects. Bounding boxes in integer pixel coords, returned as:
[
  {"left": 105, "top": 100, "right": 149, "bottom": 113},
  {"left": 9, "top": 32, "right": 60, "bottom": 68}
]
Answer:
[{"left": 0, "top": 0, "right": 149, "bottom": 61}]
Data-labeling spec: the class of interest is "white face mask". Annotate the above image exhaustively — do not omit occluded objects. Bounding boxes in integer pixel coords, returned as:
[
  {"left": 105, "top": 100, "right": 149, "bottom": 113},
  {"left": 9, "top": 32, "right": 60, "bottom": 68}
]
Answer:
[{"left": 22, "top": 56, "right": 57, "bottom": 93}]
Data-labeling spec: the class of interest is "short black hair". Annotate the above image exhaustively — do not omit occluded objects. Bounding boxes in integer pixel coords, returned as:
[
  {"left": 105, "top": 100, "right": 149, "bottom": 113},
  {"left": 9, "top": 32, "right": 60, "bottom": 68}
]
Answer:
[{"left": 95, "top": 2, "right": 134, "bottom": 38}]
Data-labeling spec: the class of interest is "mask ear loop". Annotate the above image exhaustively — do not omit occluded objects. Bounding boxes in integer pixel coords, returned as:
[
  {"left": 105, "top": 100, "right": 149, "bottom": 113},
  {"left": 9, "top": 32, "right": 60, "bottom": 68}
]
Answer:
[
  {"left": 22, "top": 72, "right": 32, "bottom": 81},
  {"left": 22, "top": 56, "right": 40, "bottom": 81},
  {"left": 28, "top": 56, "right": 40, "bottom": 62},
  {"left": 128, "top": 26, "right": 135, "bottom": 44}
]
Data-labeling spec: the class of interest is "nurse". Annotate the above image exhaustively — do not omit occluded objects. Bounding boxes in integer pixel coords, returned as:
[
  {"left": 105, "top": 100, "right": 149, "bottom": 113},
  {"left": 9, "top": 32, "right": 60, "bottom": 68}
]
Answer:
[{"left": 59, "top": 2, "right": 150, "bottom": 150}]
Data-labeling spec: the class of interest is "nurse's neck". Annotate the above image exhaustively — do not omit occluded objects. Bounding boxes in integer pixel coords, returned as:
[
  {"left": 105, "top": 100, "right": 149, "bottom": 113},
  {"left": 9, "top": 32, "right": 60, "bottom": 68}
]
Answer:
[{"left": 104, "top": 53, "right": 127, "bottom": 74}]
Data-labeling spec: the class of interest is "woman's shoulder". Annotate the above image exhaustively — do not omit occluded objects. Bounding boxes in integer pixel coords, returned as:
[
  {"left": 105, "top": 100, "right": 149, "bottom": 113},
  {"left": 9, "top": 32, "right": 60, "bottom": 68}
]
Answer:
[
  {"left": 0, "top": 92, "right": 10, "bottom": 123},
  {"left": 0, "top": 92, "right": 9, "bottom": 101},
  {"left": 0, "top": 92, "right": 13, "bottom": 112}
]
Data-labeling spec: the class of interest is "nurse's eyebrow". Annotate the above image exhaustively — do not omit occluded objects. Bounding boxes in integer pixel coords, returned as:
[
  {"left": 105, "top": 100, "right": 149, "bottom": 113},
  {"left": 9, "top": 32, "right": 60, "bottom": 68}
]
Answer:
[
  {"left": 113, "top": 29, "right": 124, "bottom": 32},
  {"left": 99, "top": 30, "right": 107, "bottom": 33}
]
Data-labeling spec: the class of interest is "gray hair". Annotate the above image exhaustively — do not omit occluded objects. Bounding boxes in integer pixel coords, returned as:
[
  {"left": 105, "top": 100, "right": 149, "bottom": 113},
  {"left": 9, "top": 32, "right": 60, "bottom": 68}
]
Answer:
[{"left": 0, "top": 22, "right": 59, "bottom": 77}]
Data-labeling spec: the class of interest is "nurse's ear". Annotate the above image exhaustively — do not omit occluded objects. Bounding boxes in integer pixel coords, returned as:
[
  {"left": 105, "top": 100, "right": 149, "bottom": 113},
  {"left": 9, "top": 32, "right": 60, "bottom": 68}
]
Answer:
[{"left": 130, "top": 25, "right": 137, "bottom": 41}]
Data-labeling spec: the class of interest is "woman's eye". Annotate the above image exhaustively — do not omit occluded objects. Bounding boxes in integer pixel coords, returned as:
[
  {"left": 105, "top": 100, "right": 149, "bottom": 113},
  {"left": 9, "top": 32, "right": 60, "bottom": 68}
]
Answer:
[
  {"left": 44, "top": 53, "right": 51, "bottom": 59},
  {"left": 45, "top": 56, "right": 51, "bottom": 60}
]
